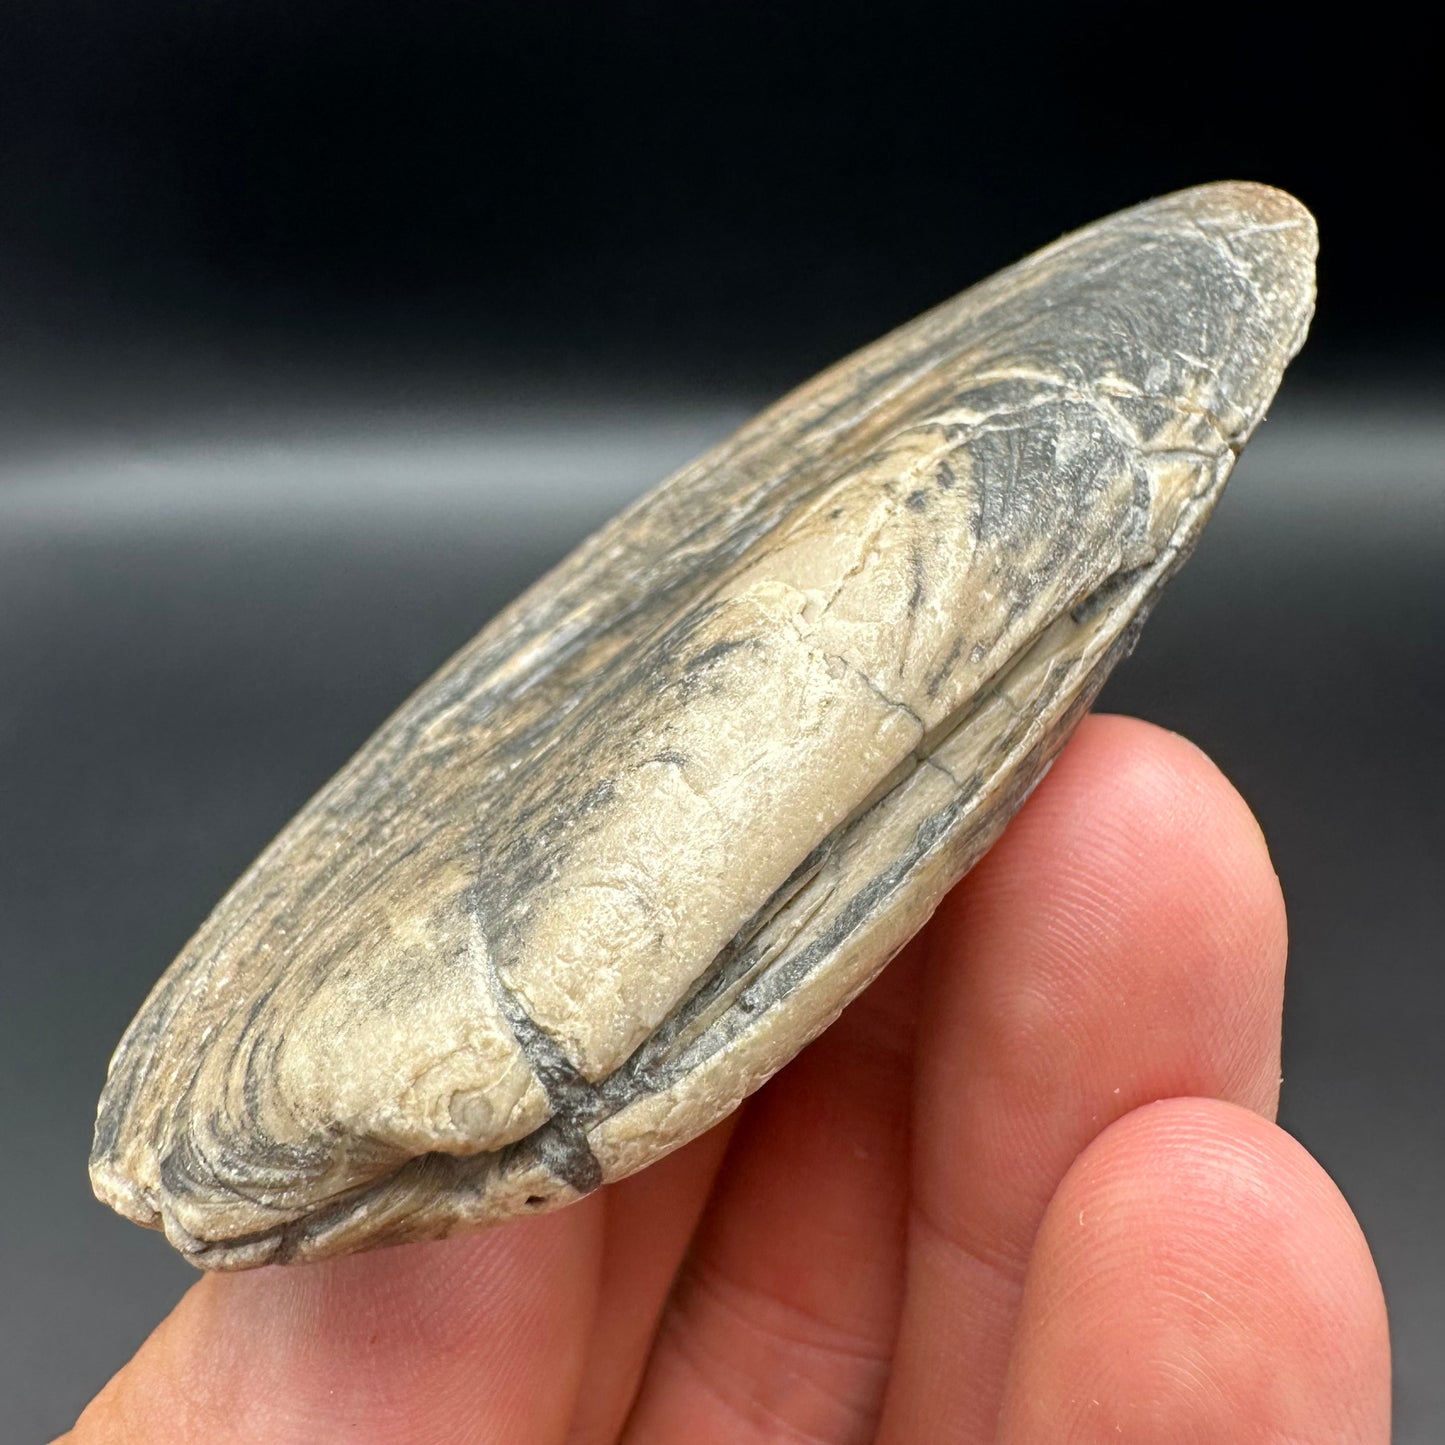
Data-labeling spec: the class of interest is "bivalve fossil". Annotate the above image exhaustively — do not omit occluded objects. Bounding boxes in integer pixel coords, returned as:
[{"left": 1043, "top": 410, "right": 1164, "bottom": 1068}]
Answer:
[{"left": 91, "top": 182, "right": 1317, "bottom": 1268}]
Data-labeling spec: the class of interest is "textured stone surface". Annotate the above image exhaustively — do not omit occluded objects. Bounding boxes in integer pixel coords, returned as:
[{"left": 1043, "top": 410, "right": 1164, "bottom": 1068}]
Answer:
[{"left": 91, "top": 182, "right": 1316, "bottom": 1269}]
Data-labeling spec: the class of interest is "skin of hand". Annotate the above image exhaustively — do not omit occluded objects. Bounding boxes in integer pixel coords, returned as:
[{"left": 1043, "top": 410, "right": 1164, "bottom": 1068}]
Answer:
[{"left": 62, "top": 716, "right": 1391, "bottom": 1444}]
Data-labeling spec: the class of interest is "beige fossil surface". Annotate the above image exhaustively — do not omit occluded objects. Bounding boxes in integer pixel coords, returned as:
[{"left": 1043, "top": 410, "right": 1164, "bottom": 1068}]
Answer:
[{"left": 91, "top": 182, "right": 1317, "bottom": 1269}]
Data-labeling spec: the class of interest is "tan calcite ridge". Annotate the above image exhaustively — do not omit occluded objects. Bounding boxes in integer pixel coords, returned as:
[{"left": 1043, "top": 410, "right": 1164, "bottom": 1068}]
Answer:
[{"left": 91, "top": 182, "right": 1317, "bottom": 1268}]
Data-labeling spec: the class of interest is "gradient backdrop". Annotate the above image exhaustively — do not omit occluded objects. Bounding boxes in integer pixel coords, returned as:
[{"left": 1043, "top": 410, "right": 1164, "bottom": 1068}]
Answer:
[{"left": 2, "top": 4, "right": 1438, "bottom": 1439}]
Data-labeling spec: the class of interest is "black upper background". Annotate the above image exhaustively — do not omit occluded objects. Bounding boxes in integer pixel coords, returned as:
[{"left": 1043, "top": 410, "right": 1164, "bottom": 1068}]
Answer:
[{"left": 1, "top": 0, "right": 1435, "bottom": 418}]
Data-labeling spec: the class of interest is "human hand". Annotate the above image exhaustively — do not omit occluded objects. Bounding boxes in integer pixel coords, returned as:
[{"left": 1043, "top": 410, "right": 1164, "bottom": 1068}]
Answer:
[{"left": 64, "top": 716, "right": 1389, "bottom": 1443}]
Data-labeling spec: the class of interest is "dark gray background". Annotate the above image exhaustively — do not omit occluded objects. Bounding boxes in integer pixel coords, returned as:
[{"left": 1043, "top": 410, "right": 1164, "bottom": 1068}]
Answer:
[{"left": 2, "top": 3, "right": 1438, "bottom": 1440}]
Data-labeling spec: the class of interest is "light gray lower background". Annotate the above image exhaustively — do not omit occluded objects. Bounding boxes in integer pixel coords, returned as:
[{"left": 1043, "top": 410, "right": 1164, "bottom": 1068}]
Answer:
[{"left": 2, "top": 388, "right": 1440, "bottom": 1440}]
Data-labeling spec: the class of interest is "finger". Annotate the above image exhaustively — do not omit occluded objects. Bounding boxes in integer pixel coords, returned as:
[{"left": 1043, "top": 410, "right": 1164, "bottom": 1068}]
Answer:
[
  {"left": 565, "top": 1124, "right": 734, "bottom": 1445},
  {"left": 997, "top": 1097, "right": 1390, "bottom": 1443},
  {"left": 879, "top": 715, "right": 1289, "bottom": 1445},
  {"left": 68, "top": 1205, "right": 606, "bottom": 1445},
  {"left": 622, "top": 941, "right": 924, "bottom": 1445}
]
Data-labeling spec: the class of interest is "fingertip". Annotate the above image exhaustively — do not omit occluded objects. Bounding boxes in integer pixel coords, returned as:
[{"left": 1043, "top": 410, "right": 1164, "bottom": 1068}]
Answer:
[
  {"left": 932, "top": 713, "right": 1288, "bottom": 1118},
  {"left": 1018, "top": 715, "right": 1286, "bottom": 964},
  {"left": 1079, "top": 717, "right": 1291, "bottom": 1113},
  {"left": 998, "top": 1097, "right": 1390, "bottom": 1444}
]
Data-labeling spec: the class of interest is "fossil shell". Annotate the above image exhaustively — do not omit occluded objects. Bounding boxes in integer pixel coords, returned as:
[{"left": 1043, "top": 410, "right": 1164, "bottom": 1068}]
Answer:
[{"left": 91, "top": 182, "right": 1316, "bottom": 1269}]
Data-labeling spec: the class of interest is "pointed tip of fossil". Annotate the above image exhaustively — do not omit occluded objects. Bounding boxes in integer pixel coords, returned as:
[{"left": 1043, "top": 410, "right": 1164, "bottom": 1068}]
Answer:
[
  {"left": 1181, "top": 178, "right": 1316, "bottom": 228},
  {"left": 1116, "top": 181, "right": 1318, "bottom": 444},
  {"left": 1155, "top": 179, "right": 1318, "bottom": 337}
]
